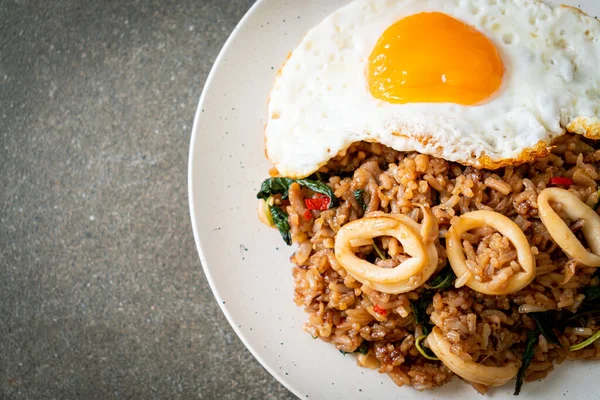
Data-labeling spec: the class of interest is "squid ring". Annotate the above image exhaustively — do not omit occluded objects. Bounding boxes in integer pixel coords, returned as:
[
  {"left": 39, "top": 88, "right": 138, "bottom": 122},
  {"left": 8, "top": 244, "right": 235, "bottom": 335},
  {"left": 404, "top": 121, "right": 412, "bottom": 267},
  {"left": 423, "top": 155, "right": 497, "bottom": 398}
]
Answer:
[
  {"left": 537, "top": 187, "right": 600, "bottom": 267},
  {"left": 335, "top": 215, "right": 425, "bottom": 283},
  {"left": 428, "top": 327, "right": 519, "bottom": 386},
  {"left": 367, "top": 212, "right": 439, "bottom": 294},
  {"left": 334, "top": 212, "right": 438, "bottom": 294},
  {"left": 446, "top": 210, "right": 536, "bottom": 295}
]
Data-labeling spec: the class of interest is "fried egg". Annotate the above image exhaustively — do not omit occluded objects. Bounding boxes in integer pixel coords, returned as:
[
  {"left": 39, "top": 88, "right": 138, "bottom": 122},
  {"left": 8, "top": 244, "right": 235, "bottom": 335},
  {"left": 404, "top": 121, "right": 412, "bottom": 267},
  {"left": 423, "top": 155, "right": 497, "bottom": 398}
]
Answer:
[{"left": 265, "top": 0, "right": 600, "bottom": 178}]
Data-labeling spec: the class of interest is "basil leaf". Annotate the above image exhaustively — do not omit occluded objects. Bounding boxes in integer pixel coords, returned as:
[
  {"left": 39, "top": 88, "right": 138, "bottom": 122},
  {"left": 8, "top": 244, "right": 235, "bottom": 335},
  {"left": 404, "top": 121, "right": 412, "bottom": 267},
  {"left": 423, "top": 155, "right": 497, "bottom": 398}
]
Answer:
[
  {"left": 296, "top": 179, "right": 337, "bottom": 208},
  {"left": 257, "top": 177, "right": 294, "bottom": 200},
  {"left": 411, "top": 298, "right": 433, "bottom": 335},
  {"left": 408, "top": 271, "right": 455, "bottom": 337},
  {"left": 353, "top": 189, "right": 367, "bottom": 211},
  {"left": 427, "top": 267, "right": 456, "bottom": 290},
  {"left": 355, "top": 341, "right": 369, "bottom": 355},
  {"left": 584, "top": 286, "right": 600, "bottom": 303},
  {"left": 565, "top": 309, "right": 600, "bottom": 328},
  {"left": 514, "top": 330, "right": 539, "bottom": 395},
  {"left": 339, "top": 341, "right": 369, "bottom": 356},
  {"left": 257, "top": 177, "right": 337, "bottom": 209},
  {"left": 529, "top": 312, "right": 560, "bottom": 346},
  {"left": 269, "top": 205, "right": 292, "bottom": 246},
  {"left": 306, "top": 171, "right": 328, "bottom": 182}
]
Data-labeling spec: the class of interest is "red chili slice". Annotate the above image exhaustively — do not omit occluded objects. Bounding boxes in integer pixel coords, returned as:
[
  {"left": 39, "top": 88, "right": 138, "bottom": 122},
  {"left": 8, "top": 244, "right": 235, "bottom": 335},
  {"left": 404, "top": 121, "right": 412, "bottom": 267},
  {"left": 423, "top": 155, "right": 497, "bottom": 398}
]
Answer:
[
  {"left": 303, "top": 209, "right": 312, "bottom": 221},
  {"left": 305, "top": 197, "right": 330, "bottom": 211},
  {"left": 373, "top": 305, "right": 387, "bottom": 316},
  {"left": 549, "top": 177, "right": 574, "bottom": 186}
]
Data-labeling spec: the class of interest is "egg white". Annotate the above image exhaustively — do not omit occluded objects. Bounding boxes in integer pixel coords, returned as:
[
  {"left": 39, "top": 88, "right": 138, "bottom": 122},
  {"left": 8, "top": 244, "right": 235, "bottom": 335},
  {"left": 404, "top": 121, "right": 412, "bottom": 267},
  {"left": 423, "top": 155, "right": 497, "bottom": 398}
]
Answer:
[{"left": 265, "top": 0, "right": 600, "bottom": 178}]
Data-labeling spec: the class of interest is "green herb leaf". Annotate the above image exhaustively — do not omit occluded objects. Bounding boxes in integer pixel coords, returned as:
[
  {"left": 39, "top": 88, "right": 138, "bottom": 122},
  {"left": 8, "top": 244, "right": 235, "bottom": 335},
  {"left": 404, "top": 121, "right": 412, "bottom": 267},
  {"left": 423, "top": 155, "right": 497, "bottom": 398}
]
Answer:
[
  {"left": 257, "top": 177, "right": 295, "bottom": 200},
  {"left": 415, "top": 335, "right": 439, "bottom": 361},
  {"left": 306, "top": 171, "right": 329, "bottom": 182},
  {"left": 529, "top": 312, "right": 561, "bottom": 346},
  {"left": 411, "top": 298, "right": 433, "bottom": 335},
  {"left": 427, "top": 267, "right": 456, "bottom": 290},
  {"left": 584, "top": 286, "right": 600, "bottom": 303},
  {"left": 565, "top": 309, "right": 600, "bottom": 327},
  {"left": 339, "top": 341, "right": 369, "bottom": 356},
  {"left": 257, "top": 177, "right": 337, "bottom": 209},
  {"left": 269, "top": 205, "right": 292, "bottom": 246},
  {"left": 353, "top": 189, "right": 367, "bottom": 211},
  {"left": 296, "top": 179, "right": 337, "bottom": 208},
  {"left": 563, "top": 285, "right": 600, "bottom": 329},
  {"left": 514, "top": 330, "right": 539, "bottom": 396},
  {"left": 568, "top": 329, "right": 600, "bottom": 351},
  {"left": 355, "top": 341, "right": 369, "bottom": 355}
]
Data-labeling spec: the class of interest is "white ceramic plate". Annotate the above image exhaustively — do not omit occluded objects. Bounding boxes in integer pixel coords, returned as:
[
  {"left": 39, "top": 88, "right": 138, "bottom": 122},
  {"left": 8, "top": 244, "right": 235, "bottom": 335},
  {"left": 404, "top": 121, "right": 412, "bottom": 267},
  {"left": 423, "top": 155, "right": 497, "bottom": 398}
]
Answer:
[{"left": 189, "top": 1, "right": 600, "bottom": 399}]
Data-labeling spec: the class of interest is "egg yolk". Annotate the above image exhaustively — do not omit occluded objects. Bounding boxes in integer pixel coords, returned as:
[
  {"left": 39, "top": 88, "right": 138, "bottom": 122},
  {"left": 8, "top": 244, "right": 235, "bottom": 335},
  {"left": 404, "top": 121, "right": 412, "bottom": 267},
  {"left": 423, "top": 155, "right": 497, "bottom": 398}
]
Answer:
[{"left": 367, "top": 12, "right": 504, "bottom": 105}]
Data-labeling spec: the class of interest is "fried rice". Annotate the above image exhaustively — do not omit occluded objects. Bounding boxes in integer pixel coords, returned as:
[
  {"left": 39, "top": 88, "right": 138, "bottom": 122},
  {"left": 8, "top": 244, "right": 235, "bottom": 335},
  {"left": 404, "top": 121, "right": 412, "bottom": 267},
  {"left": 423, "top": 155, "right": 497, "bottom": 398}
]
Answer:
[{"left": 260, "top": 133, "right": 600, "bottom": 394}]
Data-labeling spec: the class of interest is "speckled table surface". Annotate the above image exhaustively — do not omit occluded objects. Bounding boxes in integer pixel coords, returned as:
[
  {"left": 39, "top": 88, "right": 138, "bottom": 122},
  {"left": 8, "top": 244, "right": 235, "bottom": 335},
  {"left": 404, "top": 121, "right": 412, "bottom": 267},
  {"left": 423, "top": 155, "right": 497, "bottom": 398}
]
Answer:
[{"left": 0, "top": 1, "right": 294, "bottom": 398}]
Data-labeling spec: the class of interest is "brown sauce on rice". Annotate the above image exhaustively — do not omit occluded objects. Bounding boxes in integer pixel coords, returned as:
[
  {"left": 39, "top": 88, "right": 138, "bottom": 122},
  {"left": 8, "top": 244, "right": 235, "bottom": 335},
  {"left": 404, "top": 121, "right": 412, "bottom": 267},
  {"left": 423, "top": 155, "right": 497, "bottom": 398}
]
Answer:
[{"left": 267, "top": 133, "right": 600, "bottom": 393}]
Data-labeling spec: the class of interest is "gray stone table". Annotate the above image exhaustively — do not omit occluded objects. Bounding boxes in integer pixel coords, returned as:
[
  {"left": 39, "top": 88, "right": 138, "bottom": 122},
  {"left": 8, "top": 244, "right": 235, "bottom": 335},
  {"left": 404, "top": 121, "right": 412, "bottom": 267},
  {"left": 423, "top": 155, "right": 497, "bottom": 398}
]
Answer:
[{"left": 0, "top": 1, "right": 295, "bottom": 398}]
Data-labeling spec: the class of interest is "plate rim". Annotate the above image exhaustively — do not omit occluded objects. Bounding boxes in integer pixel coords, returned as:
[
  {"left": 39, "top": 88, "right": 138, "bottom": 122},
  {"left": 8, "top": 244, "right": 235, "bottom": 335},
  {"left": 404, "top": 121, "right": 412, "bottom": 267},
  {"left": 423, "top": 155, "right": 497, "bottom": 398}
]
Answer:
[
  {"left": 187, "top": 0, "right": 302, "bottom": 398},
  {"left": 188, "top": 1, "right": 600, "bottom": 398}
]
